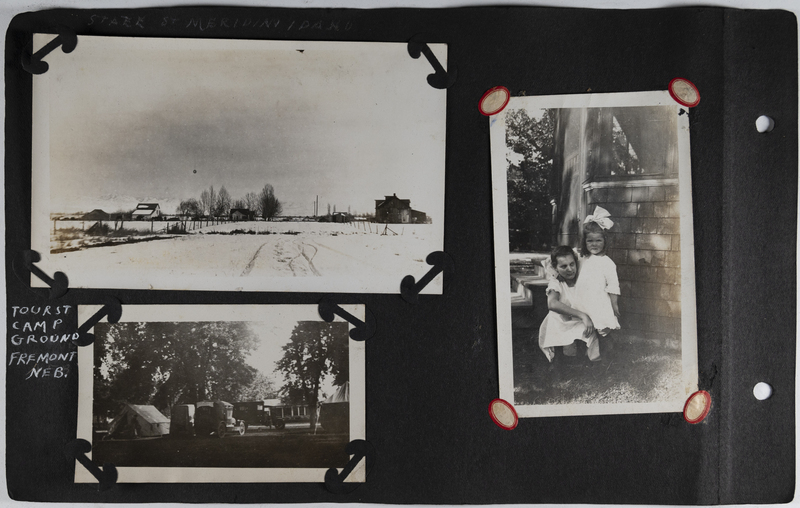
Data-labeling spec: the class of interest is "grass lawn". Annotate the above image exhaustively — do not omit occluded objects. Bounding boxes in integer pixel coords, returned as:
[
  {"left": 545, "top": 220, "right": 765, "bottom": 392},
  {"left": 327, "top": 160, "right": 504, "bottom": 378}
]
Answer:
[
  {"left": 512, "top": 327, "right": 683, "bottom": 406},
  {"left": 92, "top": 429, "right": 350, "bottom": 468}
]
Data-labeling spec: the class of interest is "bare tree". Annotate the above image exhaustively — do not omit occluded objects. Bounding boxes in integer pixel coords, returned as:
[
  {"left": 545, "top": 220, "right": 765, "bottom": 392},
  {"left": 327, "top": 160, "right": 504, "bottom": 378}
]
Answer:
[
  {"left": 258, "top": 184, "right": 283, "bottom": 221},
  {"left": 177, "top": 198, "right": 203, "bottom": 218},
  {"left": 215, "top": 186, "right": 232, "bottom": 217},
  {"left": 200, "top": 186, "right": 216, "bottom": 217},
  {"left": 244, "top": 192, "right": 260, "bottom": 213}
]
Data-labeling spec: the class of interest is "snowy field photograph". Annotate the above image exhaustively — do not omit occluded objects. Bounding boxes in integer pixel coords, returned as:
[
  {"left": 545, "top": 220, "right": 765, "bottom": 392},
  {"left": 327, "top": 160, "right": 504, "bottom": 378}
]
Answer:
[
  {"left": 31, "top": 36, "right": 446, "bottom": 293},
  {"left": 76, "top": 304, "right": 365, "bottom": 483}
]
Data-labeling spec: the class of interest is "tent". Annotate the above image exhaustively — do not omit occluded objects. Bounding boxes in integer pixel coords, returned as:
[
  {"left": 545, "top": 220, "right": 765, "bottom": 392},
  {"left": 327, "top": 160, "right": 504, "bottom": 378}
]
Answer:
[
  {"left": 106, "top": 404, "right": 170, "bottom": 439},
  {"left": 319, "top": 382, "right": 349, "bottom": 434}
]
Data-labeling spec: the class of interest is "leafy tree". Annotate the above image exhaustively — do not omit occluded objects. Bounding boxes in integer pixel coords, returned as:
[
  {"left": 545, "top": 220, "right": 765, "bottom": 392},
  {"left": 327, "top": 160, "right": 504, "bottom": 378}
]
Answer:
[
  {"left": 238, "top": 372, "right": 279, "bottom": 401},
  {"left": 505, "top": 108, "right": 557, "bottom": 252},
  {"left": 258, "top": 184, "right": 283, "bottom": 220},
  {"left": 93, "top": 321, "right": 259, "bottom": 417},
  {"left": 275, "top": 321, "right": 348, "bottom": 429}
]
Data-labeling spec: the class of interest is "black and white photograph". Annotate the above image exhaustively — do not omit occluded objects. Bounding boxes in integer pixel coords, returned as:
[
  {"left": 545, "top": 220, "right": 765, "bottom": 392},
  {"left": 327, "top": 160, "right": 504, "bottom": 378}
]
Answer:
[
  {"left": 31, "top": 35, "right": 446, "bottom": 293},
  {"left": 75, "top": 305, "right": 366, "bottom": 483},
  {"left": 491, "top": 91, "right": 698, "bottom": 417}
]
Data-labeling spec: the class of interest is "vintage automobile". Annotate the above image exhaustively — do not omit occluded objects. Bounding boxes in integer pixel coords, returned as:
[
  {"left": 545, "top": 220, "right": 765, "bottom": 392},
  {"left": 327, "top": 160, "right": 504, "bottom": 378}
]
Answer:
[
  {"left": 193, "top": 400, "right": 244, "bottom": 438},
  {"left": 169, "top": 403, "right": 195, "bottom": 436},
  {"left": 232, "top": 400, "right": 286, "bottom": 432}
]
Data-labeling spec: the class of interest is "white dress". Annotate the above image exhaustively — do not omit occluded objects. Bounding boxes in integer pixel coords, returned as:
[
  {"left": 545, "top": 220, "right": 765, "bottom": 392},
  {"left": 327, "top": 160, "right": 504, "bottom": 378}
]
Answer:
[
  {"left": 538, "top": 278, "right": 594, "bottom": 361},
  {"left": 575, "top": 254, "right": 620, "bottom": 334}
]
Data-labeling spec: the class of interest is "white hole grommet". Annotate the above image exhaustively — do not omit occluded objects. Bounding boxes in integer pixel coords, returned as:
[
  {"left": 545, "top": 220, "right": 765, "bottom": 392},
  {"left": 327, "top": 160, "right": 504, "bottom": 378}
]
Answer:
[
  {"left": 753, "top": 382, "right": 773, "bottom": 400},
  {"left": 755, "top": 115, "right": 775, "bottom": 133}
]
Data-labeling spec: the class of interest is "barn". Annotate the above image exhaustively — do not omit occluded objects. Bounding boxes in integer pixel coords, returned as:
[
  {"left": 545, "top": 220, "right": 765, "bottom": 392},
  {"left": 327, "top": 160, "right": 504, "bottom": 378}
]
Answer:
[
  {"left": 131, "top": 202, "right": 161, "bottom": 220},
  {"left": 81, "top": 209, "right": 111, "bottom": 221}
]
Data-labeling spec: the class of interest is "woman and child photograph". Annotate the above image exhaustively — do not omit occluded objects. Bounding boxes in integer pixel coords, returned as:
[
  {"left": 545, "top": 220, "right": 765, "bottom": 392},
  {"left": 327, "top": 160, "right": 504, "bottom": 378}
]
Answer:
[
  {"left": 495, "top": 95, "right": 696, "bottom": 415},
  {"left": 538, "top": 206, "right": 620, "bottom": 369}
]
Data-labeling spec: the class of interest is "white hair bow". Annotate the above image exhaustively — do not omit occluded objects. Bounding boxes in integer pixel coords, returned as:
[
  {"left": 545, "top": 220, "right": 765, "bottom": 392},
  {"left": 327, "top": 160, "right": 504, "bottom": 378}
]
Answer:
[{"left": 584, "top": 206, "right": 614, "bottom": 230}]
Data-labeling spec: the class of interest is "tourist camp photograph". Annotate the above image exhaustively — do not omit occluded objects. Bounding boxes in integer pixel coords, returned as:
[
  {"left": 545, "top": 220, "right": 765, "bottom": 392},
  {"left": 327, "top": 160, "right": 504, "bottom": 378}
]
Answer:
[{"left": 76, "top": 304, "right": 365, "bottom": 483}]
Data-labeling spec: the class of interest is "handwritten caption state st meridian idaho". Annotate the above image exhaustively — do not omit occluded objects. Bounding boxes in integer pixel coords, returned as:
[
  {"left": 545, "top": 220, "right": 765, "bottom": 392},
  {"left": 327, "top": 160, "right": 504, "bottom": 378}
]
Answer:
[
  {"left": 8, "top": 305, "right": 76, "bottom": 380},
  {"left": 87, "top": 14, "right": 354, "bottom": 33}
]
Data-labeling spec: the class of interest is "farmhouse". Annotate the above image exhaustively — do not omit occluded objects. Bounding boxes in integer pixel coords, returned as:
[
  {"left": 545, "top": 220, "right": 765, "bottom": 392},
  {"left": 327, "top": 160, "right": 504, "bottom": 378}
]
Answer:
[
  {"left": 131, "top": 203, "right": 161, "bottom": 220},
  {"left": 374, "top": 194, "right": 428, "bottom": 224},
  {"left": 230, "top": 208, "right": 256, "bottom": 221}
]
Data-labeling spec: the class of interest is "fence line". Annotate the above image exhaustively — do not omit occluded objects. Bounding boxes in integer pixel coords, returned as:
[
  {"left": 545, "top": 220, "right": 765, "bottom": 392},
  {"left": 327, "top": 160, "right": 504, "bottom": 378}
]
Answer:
[{"left": 52, "top": 217, "right": 240, "bottom": 234}]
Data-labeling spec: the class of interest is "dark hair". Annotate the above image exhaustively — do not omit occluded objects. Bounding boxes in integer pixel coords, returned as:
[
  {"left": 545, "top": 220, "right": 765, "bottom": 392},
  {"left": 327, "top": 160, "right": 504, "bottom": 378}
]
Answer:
[
  {"left": 550, "top": 245, "right": 578, "bottom": 268},
  {"left": 580, "top": 221, "right": 609, "bottom": 257}
]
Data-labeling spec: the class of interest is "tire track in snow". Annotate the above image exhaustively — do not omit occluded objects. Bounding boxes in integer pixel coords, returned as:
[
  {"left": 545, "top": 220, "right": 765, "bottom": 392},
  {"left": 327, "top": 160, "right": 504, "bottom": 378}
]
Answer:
[
  {"left": 288, "top": 241, "right": 321, "bottom": 277},
  {"left": 300, "top": 243, "right": 321, "bottom": 276},
  {"left": 240, "top": 242, "right": 268, "bottom": 276}
]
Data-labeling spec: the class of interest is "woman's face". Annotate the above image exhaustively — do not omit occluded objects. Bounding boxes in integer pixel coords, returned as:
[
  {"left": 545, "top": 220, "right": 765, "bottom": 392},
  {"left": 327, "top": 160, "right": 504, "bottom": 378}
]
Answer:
[
  {"left": 555, "top": 255, "right": 577, "bottom": 280},
  {"left": 585, "top": 232, "right": 605, "bottom": 255}
]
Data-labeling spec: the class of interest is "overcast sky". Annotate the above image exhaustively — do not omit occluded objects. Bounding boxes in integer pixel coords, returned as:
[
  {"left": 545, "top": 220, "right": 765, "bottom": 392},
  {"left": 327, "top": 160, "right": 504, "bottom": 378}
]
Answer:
[
  {"left": 39, "top": 36, "right": 446, "bottom": 219},
  {"left": 246, "top": 320, "right": 338, "bottom": 400}
]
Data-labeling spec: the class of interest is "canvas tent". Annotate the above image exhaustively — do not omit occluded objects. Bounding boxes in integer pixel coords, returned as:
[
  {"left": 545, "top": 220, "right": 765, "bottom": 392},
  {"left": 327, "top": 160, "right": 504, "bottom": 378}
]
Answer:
[
  {"left": 319, "top": 382, "right": 349, "bottom": 434},
  {"left": 106, "top": 404, "right": 170, "bottom": 439}
]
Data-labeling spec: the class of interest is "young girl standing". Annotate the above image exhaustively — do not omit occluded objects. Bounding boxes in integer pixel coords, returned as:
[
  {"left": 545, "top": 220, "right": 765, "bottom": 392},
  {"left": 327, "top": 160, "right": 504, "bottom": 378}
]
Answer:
[
  {"left": 576, "top": 206, "right": 621, "bottom": 343},
  {"left": 538, "top": 245, "right": 600, "bottom": 363}
]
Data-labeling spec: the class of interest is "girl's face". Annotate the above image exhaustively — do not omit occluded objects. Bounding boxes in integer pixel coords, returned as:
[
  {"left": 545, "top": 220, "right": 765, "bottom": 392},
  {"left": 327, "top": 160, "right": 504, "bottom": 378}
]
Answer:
[
  {"left": 585, "top": 232, "right": 605, "bottom": 256},
  {"left": 555, "top": 255, "right": 577, "bottom": 280}
]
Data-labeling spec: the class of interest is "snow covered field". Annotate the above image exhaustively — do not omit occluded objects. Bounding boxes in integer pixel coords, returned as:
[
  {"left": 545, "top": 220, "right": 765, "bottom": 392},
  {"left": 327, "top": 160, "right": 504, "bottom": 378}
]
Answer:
[{"left": 41, "top": 222, "right": 442, "bottom": 293}]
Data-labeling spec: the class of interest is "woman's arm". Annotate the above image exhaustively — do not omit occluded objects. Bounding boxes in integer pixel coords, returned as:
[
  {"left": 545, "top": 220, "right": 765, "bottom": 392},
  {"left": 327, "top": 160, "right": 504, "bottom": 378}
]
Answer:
[{"left": 547, "top": 291, "right": 595, "bottom": 336}]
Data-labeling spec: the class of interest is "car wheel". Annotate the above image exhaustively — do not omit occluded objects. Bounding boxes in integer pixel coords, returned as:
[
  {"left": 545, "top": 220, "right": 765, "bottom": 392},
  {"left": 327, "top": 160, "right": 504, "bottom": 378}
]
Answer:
[{"left": 217, "top": 422, "right": 226, "bottom": 438}]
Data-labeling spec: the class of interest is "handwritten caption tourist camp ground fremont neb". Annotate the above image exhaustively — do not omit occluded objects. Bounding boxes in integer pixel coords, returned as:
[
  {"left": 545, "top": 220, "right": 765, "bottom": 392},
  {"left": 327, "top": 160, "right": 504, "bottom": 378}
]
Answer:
[{"left": 8, "top": 305, "right": 76, "bottom": 380}]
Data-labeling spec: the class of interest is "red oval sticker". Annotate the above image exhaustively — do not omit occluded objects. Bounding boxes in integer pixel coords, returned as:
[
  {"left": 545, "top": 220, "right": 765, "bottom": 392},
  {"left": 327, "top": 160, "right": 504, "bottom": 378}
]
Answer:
[
  {"left": 479, "top": 86, "right": 510, "bottom": 116},
  {"left": 669, "top": 78, "right": 700, "bottom": 108},
  {"left": 683, "top": 390, "right": 712, "bottom": 424},
  {"left": 488, "top": 398, "right": 518, "bottom": 430}
]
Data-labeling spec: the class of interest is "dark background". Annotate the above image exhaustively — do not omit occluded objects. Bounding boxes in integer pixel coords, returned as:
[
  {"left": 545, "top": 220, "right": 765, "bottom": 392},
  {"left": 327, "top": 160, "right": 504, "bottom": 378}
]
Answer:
[{"left": 4, "top": 6, "right": 796, "bottom": 504}]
